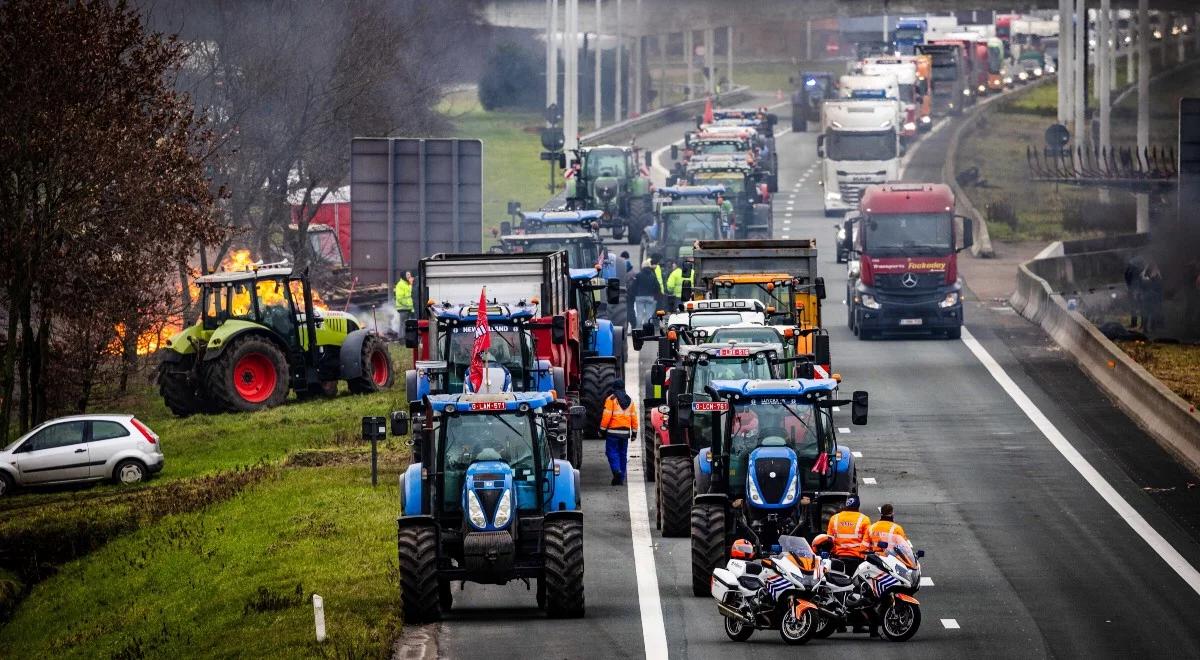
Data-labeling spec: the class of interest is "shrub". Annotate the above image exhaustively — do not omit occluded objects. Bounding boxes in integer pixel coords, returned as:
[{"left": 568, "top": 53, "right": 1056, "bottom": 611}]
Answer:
[{"left": 479, "top": 42, "right": 544, "bottom": 111}]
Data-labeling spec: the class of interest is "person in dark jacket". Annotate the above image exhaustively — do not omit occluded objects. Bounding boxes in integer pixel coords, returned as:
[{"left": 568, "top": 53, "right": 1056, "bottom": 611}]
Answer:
[{"left": 632, "top": 258, "right": 662, "bottom": 326}]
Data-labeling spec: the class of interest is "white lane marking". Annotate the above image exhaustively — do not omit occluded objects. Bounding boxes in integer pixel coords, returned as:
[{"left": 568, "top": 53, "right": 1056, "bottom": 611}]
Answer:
[
  {"left": 862, "top": 477, "right": 877, "bottom": 485},
  {"left": 838, "top": 427, "right": 851, "bottom": 434},
  {"left": 851, "top": 451, "right": 863, "bottom": 458},
  {"left": 960, "top": 327, "right": 1200, "bottom": 597},
  {"left": 650, "top": 139, "right": 681, "bottom": 185},
  {"left": 785, "top": 213, "right": 793, "bottom": 217},
  {"left": 920, "top": 577, "right": 935, "bottom": 587},
  {"left": 625, "top": 348, "right": 669, "bottom": 658},
  {"left": 833, "top": 406, "right": 841, "bottom": 412},
  {"left": 941, "top": 618, "right": 960, "bottom": 630}
]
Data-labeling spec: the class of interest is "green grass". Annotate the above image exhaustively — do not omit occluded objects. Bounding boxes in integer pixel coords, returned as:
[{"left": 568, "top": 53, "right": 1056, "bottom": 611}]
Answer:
[
  {"left": 0, "top": 466, "right": 403, "bottom": 658},
  {"left": 1117, "top": 340, "right": 1200, "bottom": 406}
]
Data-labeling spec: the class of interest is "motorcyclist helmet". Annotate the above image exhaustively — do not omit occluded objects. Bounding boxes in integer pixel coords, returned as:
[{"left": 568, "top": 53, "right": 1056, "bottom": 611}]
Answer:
[
  {"left": 730, "top": 538, "right": 755, "bottom": 560},
  {"left": 811, "top": 534, "right": 834, "bottom": 554}
]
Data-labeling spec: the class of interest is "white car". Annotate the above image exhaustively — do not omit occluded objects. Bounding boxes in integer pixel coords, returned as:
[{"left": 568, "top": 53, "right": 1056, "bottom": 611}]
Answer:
[{"left": 0, "top": 414, "right": 164, "bottom": 496}]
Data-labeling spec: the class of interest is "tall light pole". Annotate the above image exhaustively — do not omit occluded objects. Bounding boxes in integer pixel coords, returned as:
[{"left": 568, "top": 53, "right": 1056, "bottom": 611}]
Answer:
[
  {"left": 614, "top": 0, "right": 622, "bottom": 122},
  {"left": 1073, "top": 0, "right": 1086, "bottom": 152},
  {"left": 547, "top": 0, "right": 558, "bottom": 119},
  {"left": 594, "top": 0, "right": 602, "bottom": 130},
  {"left": 564, "top": 0, "right": 579, "bottom": 167},
  {"left": 1136, "top": 0, "right": 1150, "bottom": 232},
  {"left": 1098, "top": 0, "right": 1111, "bottom": 156}
]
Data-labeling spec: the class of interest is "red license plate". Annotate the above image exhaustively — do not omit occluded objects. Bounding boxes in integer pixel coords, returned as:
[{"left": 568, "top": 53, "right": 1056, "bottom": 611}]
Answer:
[
  {"left": 692, "top": 401, "right": 730, "bottom": 412},
  {"left": 468, "top": 401, "right": 507, "bottom": 411},
  {"left": 717, "top": 348, "right": 750, "bottom": 356}
]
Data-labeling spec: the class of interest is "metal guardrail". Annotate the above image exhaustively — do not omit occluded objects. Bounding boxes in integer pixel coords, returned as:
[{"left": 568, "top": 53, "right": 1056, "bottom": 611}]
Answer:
[{"left": 1027, "top": 144, "right": 1178, "bottom": 189}]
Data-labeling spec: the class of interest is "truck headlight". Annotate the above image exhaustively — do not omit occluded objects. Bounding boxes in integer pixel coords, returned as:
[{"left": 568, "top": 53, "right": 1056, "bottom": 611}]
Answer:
[
  {"left": 1033, "top": 67, "right": 1043, "bottom": 77},
  {"left": 748, "top": 474, "right": 764, "bottom": 504},
  {"left": 467, "top": 490, "right": 488, "bottom": 528},
  {"left": 825, "top": 191, "right": 842, "bottom": 202},
  {"left": 860, "top": 294, "right": 882, "bottom": 310},
  {"left": 492, "top": 489, "right": 513, "bottom": 528},
  {"left": 938, "top": 292, "right": 960, "bottom": 308}
]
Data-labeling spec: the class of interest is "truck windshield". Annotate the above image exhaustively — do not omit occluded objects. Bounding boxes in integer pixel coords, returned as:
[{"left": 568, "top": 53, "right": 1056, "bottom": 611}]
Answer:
[
  {"left": 864, "top": 212, "right": 953, "bottom": 252},
  {"left": 716, "top": 283, "right": 790, "bottom": 310},
  {"left": 665, "top": 212, "right": 720, "bottom": 243},
  {"left": 894, "top": 27, "right": 923, "bottom": 41},
  {"left": 586, "top": 149, "right": 626, "bottom": 177},
  {"left": 988, "top": 47, "right": 1003, "bottom": 72},
  {"left": 826, "top": 130, "right": 896, "bottom": 161}
]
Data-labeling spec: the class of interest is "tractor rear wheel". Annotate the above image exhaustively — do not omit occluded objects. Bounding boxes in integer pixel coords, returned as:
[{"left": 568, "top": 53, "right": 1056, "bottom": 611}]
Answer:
[
  {"left": 543, "top": 518, "right": 585, "bottom": 618},
  {"left": 659, "top": 455, "right": 693, "bottom": 537},
  {"left": 690, "top": 502, "right": 726, "bottom": 597},
  {"left": 348, "top": 334, "right": 394, "bottom": 394},
  {"left": 580, "top": 362, "right": 617, "bottom": 438},
  {"left": 158, "top": 361, "right": 214, "bottom": 417},
  {"left": 568, "top": 430, "right": 583, "bottom": 470},
  {"left": 642, "top": 433, "right": 656, "bottom": 482},
  {"left": 398, "top": 524, "right": 441, "bottom": 623},
  {"left": 205, "top": 335, "right": 290, "bottom": 412}
]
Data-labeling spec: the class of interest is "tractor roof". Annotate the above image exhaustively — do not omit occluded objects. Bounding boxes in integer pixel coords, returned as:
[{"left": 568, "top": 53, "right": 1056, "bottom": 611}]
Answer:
[
  {"left": 657, "top": 185, "right": 726, "bottom": 199},
  {"left": 709, "top": 378, "right": 838, "bottom": 397},
  {"left": 502, "top": 232, "right": 595, "bottom": 242},
  {"left": 661, "top": 204, "right": 721, "bottom": 215},
  {"left": 684, "top": 299, "right": 766, "bottom": 313},
  {"left": 569, "top": 267, "right": 601, "bottom": 280},
  {"left": 195, "top": 265, "right": 293, "bottom": 284},
  {"left": 680, "top": 342, "right": 781, "bottom": 358},
  {"left": 428, "top": 391, "right": 554, "bottom": 412},
  {"left": 521, "top": 210, "right": 603, "bottom": 227},
  {"left": 430, "top": 301, "right": 539, "bottom": 322}
]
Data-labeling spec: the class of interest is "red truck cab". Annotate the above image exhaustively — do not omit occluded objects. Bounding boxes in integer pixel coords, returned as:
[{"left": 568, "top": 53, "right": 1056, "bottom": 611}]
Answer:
[{"left": 842, "top": 183, "right": 973, "bottom": 339}]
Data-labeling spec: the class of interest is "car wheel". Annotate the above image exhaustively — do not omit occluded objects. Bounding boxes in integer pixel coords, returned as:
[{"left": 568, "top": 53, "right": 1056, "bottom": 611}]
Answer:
[
  {"left": 0, "top": 471, "right": 14, "bottom": 497},
  {"left": 114, "top": 459, "right": 146, "bottom": 485}
]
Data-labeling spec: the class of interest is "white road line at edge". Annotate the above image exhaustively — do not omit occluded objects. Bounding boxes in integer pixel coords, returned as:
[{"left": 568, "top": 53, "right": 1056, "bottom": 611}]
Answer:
[
  {"left": 941, "top": 619, "right": 960, "bottom": 630},
  {"left": 960, "top": 327, "right": 1200, "bottom": 597},
  {"left": 625, "top": 347, "right": 669, "bottom": 658}
]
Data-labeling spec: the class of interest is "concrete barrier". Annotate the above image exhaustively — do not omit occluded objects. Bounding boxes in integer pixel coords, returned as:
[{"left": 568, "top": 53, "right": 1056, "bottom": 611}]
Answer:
[
  {"left": 579, "top": 86, "right": 754, "bottom": 146},
  {"left": 1010, "top": 243, "right": 1200, "bottom": 475}
]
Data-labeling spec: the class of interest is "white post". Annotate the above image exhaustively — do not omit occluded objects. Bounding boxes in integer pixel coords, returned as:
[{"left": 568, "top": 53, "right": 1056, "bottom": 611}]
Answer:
[
  {"left": 658, "top": 33, "right": 666, "bottom": 109},
  {"left": 547, "top": 0, "right": 558, "bottom": 116},
  {"left": 614, "top": 0, "right": 622, "bottom": 122},
  {"left": 1136, "top": 0, "right": 1150, "bottom": 233},
  {"left": 564, "top": 0, "right": 579, "bottom": 166},
  {"left": 1098, "top": 0, "right": 1110, "bottom": 156},
  {"left": 727, "top": 25, "right": 734, "bottom": 90},
  {"left": 634, "top": 0, "right": 642, "bottom": 115},
  {"left": 704, "top": 27, "right": 715, "bottom": 94},
  {"left": 313, "top": 594, "right": 327, "bottom": 643},
  {"left": 594, "top": 0, "right": 602, "bottom": 130},
  {"left": 1060, "top": 0, "right": 1072, "bottom": 124},
  {"left": 685, "top": 29, "right": 694, "bottom": 100},
  {"left": 805, "top": 19, "right": 812, "bottom": 62},
  {"left": 1074, "top": 0, "right": 1087, "bottom": 150},
  {"left": 1180, "top": 26, "right": 1187, "bottom": 63}
]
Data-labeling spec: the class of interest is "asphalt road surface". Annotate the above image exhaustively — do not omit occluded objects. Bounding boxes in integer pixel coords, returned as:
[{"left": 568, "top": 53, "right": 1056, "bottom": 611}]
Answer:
[{"left": 429, "top": 93, "right": 1200, "bottom": 659}]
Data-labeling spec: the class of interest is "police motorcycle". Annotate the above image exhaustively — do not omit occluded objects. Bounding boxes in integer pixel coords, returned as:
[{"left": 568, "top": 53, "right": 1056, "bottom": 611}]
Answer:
[
  {"left": 809, "top": 532, "right": 925, "bottom": 642},
  {"left": 709, "top": 519, "right": 823, "bottom": 645}
]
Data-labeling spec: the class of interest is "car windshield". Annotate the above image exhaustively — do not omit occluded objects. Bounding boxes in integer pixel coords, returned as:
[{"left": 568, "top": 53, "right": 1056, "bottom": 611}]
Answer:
[
  {"left": 725, "top": 397, "right": 829, "bottom": 489},
  {"left": 664, "top": 212, "right": 720, "bottom": 243},
  {"left": 864, "top": 212, "right": 952, "bottom": 252},
  {"left": 826, "top": 130, "right": 896, "bottom": 161},
  {"left": 447, "top": 326, "right": 531, "bottom": 390},
  {"left": 710, "top": 326, "right": 782, "bottom": 345},
  {"left": 692, "top": 172, "right": 745, "bottom": 194},
  {"left": 585, "top": 149, "right": 626, "bottom": 177}
]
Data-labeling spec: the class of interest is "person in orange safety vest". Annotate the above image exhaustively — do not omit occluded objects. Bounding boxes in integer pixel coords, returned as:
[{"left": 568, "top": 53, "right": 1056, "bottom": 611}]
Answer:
[
  {"left": 826, "top": 495, "right": 872, "bottom": 570},
  {"left": 600, "top": 379, "right": 639, "bottom": 486},
  {"left": 869, "top": 502, "right": 908, "bottom": 551}
]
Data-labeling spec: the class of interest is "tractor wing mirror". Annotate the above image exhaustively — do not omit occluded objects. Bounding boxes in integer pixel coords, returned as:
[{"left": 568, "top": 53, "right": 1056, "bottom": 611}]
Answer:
[
  {"left": 500, "top": 220, "right": 512, "bottom": 236},
  {"left": 404, "top": 319, "right": 419, "bottom": 349},
  {"left": 670, "top": 144, "right": 679, "bottom": 161},
  {"left": 390, "top": 410, "right": 410, "bottom": 437},
  {"left": 816, "top": 134, "right": 826, "bottom": 158},
  {"left": 650, "top": 363, "right": 666, "bottom": 388},
  {"left": 606, "top": 277, "right": 621, "bottom": 305},
  {"left": 814, "top": 334, "right": 831, "bottom": 368},
  {"left": 815, "top": 276, "right": 827, "bottom": 301},
  {"left": 956, "top": 214, "right": 974, "bottom": 251},
  {"left": 851, "top": 390, "right": 869, "bottom": 425},
  {"left": 552, "top": 315, "right": 567, "bottom": 344}
]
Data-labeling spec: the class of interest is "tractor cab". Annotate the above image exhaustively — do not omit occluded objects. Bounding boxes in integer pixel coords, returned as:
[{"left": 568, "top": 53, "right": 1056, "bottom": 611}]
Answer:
[
  {"left": 396, "top": 391, "right": 585, "bottom": 621},
  {"left": 567, "top": 145, "right": 653, "bottom": 242},
  {"left": 703, "top": 272, "right": 825, "bottom": 329},
  {"left": 680, "top": 160, "right": 772, "bottom": 238},
  {"left": 641, "top": 205, "right": 727, "bottom": 264}
]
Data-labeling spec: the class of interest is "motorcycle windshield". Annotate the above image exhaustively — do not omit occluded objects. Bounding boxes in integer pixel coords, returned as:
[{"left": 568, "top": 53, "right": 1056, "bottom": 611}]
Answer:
[
  {"left": 779, "top": 535, "right": 815, "bottom": 559},
  {"left": 882, "top": 535, "right": 919, "bottom": 570}
]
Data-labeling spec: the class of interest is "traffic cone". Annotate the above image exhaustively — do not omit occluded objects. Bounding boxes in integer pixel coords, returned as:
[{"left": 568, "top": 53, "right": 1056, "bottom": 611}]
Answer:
[{"left": 702, "top": 96, "right": 714, "bottom": 124}]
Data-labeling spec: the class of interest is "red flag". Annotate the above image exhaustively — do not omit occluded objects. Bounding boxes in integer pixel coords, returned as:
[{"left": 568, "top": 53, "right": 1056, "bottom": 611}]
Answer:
[
  {"left": 702, "top": 96, "right": 714, "bottom": 125},
  {"left": 467, "top": 288, "right": 491, "bottom": 392},
  {"left": 811, "top": 452, "right": 830, "bottom": 475}
]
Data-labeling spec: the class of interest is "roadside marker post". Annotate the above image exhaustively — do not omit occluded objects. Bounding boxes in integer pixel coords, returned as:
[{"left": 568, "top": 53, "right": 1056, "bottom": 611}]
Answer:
[
  {"left": 313, "top": 594, "right": 327, "bottom": 642},
  {"left": 362, "top": 416, "right": 387, "bottom": 486}
]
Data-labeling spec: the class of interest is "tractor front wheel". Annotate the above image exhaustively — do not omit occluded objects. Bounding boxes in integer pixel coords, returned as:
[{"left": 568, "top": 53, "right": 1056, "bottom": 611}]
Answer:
[
  {"left": 158, "top": 361, "right": 214, "bottom": 417},
  {"left": 543, "top": 519, "right": 585, "bottom": 618},
  {"left": 206, "top": 335, "right": 290, "bottom": 412},
  {"left": 580, "top": 362, "right": 617, "bottom": 438},
  {"left": 658, "top": 455, "right": 693, "bottom": 537},
  {"left": 348, "top": 334, "right": 394, "bottom": 394},
  {"left": 691, "top": 502, "right": 726, "bottom": 597},
  {"left": 398, "top": 524, "right": 441, "bottom": 623}
]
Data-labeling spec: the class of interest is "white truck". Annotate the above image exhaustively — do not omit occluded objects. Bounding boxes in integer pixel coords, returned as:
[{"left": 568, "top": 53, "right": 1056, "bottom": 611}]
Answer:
[
  {"left": 858, "top": 60, "right": 921, "bottom": 139},
  {"left": 817, "top": 99, "right": 901, "bottom": 217}
]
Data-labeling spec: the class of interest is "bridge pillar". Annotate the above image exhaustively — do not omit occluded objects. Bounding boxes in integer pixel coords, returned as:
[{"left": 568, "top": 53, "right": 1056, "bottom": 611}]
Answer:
[
  {"left": 704, "top": 27, "right": 715, "bottom": 95},
  {"left": 1137, "top": 0, "right": 1150, "bottom": 233},
  {"left": 1058, "top": 0, "right": 1072, "bottom": 124},
  {"left": 727, "top": 25, "right": 734, "bottom": 90},
  {"left": 685, "top": 29, "right": 694, "bottom": 100},
  {"left": 614, "top": 0, "right": 622, "bottom": 122},
  {"left": 594, "top": 0, "right": 602, "bottom": 130},
  {"left": 1073, "top": 0, "right": 1086, "bottom": 154}
]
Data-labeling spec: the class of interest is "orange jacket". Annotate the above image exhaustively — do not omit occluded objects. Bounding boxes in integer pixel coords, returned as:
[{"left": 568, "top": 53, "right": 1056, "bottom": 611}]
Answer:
[
  {"left": 869, "top": 520, "right": 908, "bottom": 551},
  {"left": 601, "top": 395, "right": 639, "bottom": 434},
  {"left": 826, "top": 510, "right": 872, "bottom": 559}
]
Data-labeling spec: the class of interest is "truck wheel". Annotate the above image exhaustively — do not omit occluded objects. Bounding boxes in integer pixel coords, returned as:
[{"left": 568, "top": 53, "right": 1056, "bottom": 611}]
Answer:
[
  {"left": 659, "top": 455, "right": 693, "bottom": 537},
  {"left": 205, "top": 335, "right": 290, "bottom": 412},
  {"left": 580, "top": 362, "right": 617, "bottom": 438},
  {"left": 348, "top": 334, "right": 394, "bottom": 394},
  {"left": 691, "top": 502, "right": 726, "bottom": 597},
  {"left": 543, "top": 518, "right": 585, "bottom": 618},
  {"left": 398, "top": 524, "right": 441, "bottom": 623},
  {"left": 158, "top": 361, "right": 213, "bottom": 417}
]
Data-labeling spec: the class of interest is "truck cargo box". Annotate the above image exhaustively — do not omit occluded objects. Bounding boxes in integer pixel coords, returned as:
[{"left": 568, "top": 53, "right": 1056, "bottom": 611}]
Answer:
[{"left": 418, "top": 252, "right": 570, "bottom": 320}]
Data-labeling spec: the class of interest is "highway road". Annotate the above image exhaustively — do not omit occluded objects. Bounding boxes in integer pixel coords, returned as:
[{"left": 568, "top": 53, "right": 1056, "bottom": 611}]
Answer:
[{"left": 426, "top": 93, "right": 1200, "bottom": 659}]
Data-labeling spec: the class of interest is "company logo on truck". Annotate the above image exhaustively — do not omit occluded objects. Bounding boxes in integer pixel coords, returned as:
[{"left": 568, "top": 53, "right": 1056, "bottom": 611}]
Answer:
[{"left": 869, "top": 257, "right": 947, "bottom": 272}]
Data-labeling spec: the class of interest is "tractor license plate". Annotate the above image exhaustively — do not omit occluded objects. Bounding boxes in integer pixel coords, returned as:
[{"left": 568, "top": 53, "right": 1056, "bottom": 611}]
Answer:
[
  {"left": 899, "top": 318, "right": 923, "bottom": 326},
  {"left": 469, "top": 401, "right": 507, "bottom": 411},
  {"left": 717, "top": 348, "right": 750, "bottom": 357},
  {"left": 692, "top": 401, "right": 729, "bottom": 412}
]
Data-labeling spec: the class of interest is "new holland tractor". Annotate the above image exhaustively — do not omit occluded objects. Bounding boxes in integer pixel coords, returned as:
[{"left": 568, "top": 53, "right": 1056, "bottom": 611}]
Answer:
[
  {"left": 157, "top": 263, "right": 393, "bottom": 415},
  {"left": 566, "top": 145, "right": 653, "bottom": 243},
  {"left": 686, "top": 378, "right": 868, "bottom": 596},
  {"left": 394, "top": 392, "right": 585, "bottom": 621}
]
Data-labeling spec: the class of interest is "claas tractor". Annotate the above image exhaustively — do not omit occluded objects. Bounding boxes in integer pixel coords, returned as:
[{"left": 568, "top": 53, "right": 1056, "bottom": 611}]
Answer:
[
  {"left": 688, "top": 378, "right": 868, "bottom": 596},
  {"left": 393, "top": 392, "right": 586, "bottom": 622},
  {"left": 566, "top": 145, "right": 653, "bottom": 244},
  {"left": 677, "top": 159, "right": 772, "bottom": 239},
  {"left": 157, "top": 263, "right": 393, "bottom": 415}
]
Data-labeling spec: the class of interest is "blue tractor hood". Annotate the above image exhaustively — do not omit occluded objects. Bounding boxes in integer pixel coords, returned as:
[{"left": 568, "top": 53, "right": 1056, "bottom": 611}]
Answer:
[{"left": 463, "top": 456, "right": 516, "bottom": 532}]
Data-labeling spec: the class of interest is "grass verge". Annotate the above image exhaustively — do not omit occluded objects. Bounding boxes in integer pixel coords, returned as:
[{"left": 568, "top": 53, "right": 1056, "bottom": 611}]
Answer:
[{"left": 1116, "top": 340, "right": 1200, "bottom": 407}]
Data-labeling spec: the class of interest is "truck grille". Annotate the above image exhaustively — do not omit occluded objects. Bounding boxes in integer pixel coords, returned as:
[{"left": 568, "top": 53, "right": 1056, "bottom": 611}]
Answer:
[{"left": 874, "top": 272, "right": 945, "bottom": 289}]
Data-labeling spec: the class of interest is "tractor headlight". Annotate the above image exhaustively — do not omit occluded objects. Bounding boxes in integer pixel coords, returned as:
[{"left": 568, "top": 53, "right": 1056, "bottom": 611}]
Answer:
[
  {"left": 1003, "top": 76, "right": 1013, "bottom": 85},
  {"left": 1018, "top": 71, "right": 1029, "bottom": 81},
  {"left": 977, "top": 84, "right": 986, "bottom": 94},
  {"left": 1046, "top": 64, "right": 1056, "bottom": 74},
  {"left": 860, "top": 294, "right": 882, "bottom": 310},
  {"left": 963, "top": 88, "right": 972, "bottom": 97},
  {"left": 467, "top": 490, "right": 487, "bottom": 528},
  {"left": 782, "top": 472, "right": 798, "bottom": 506},
  {"left": 920, "top": 115, "right": 932, "bottom": 124},
  {"left": 938, "top": 292, "right": 960, "bottom": 308},
  {"left": 1033, "top": 67, "right": 1043, "bottom": 77},
  {"left": 492, "top": 489, "right": 513, "bottom": 528},
  {"left": 747, "top": 474, "right": 764, "bottom": 505}
]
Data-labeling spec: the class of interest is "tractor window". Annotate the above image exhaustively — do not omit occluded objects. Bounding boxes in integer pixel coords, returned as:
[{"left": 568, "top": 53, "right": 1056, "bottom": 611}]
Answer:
[
  {"left": 664, "top": 212, "right": 721, "bottom": 244},
  {"left": 441, "top": 412, "right": 536, "bottom": 510},
  {"left": 256, "top": 278, "right": 297, "bottom": 339},
  {"left": 446, "top": 326, "right": 530, "bottom": 392},
  {"left": 695, "top": 142, "right": 741, "bottom": 155},
  {"left": 726, "top": 399, "right": 821, "bottom": 491},
  {"left": 585, "top": 150, "right": 627, "bottom": 177},
  {"left": 717, "top": 283, "right": 791, "bottom": 310},
  {"left": 228, "top": 283, "right": 256, "bottom": 319},
  {"left": 710, "top": 327, "right": 783, "bottom": 345}
]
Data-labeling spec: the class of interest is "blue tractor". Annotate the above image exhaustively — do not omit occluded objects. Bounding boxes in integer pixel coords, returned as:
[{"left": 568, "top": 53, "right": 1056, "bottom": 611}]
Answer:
[
  {"left": 685, "top": 378, "right": 868, "bottom": 596},
  {"left": 394, "top": 392, "right": 586, "bottom": 621}
]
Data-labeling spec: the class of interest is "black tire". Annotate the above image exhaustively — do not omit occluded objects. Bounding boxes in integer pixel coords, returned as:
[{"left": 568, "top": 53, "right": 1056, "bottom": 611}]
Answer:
[
  {"left": 569, "top": 430, "right": 583, "bottom": 470},
  {"left": 581, "top": 362, "right": 617, "bottom": 438},
  {"left": 438, "top": 579, "right": 453, "bottom": 612},
  {"left": 780, "top": 605, "right": 817, "bottom": 645},
  {"left": 881, "top": 600, "right": 921, "bottom": 642},
  {"left": 604, "top": 297, "right": 628, "bottom": 333},
  {"left": 946, "top": 325, "right": 962, "bottom": 340},
  {"left": 348, "top": 334, "right": 394, "bottom": 394},
  {"left": 543, "top": 519, "right": 585, "bottom": 618},
  {"left": 724, "top": 615, "right": 754, "bottom": 642},
  {"left": 157, "top": 361, "right": 214, "bottom": 417},
  {"left": 113, "top": 459, "right": 147, "bottom": 485},
  {"left": 642, "top": 430, "right": 656, "bottom": 482},
  {"left": 204, "top": 334, "right": 290, "bottom": 413},
  {"left": 691, "top": 502, "right": 726, "bottom": 597},
  {"left": 814, "top": 614, "right": 836, "bottom": 638},
  {"left": 659, "top": 455, "right": 692, "bottom": 537},
  {"left": 398, "top": 524, "right": 441, "bottom": 623},
  {"left": 612, "top": 225, "right": 625, "bottom": 241},
  {"left": 0, "top": 471, "right": 15, "bottom": 497}
]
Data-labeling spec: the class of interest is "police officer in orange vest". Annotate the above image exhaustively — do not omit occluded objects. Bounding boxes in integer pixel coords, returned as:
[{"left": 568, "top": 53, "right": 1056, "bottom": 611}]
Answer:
[
  {"left": 826, "top": 495, "right": 872, "bottom": 573},
  {"left": 600, "top": 379, "right": 639, "bottom": 486},
  {"left": 869, "top": 503, "right": 908, "bottom": 548}
]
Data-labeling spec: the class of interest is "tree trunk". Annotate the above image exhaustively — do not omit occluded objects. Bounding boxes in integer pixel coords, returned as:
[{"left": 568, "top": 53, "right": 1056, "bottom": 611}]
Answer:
[{"left": 0, "top": 288, "right": 22, "bottom": 439}]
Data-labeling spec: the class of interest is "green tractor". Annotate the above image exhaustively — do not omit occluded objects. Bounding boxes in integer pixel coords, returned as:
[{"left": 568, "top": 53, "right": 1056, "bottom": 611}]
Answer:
[
  {"left": 157, "top": 263, "right": 394, "bottom": 416},
  {"left": 566, "top": 145, "right": 654, "bottom": 244}
]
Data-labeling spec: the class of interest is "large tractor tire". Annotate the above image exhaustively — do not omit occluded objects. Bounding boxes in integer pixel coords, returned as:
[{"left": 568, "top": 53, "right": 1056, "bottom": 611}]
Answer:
[
  {"left": 348, "top": 334, "right": 394, "bottom": 394},
  {"left": 641, "top": 422, "right": 656, "bottom": 482},
  {"left": 398, "top": 524, "right": 441, "bottom": 623},
  {"left": 205, "top": 335, "right": 290, "bottom": 413},
  {"left": 690, "top": 502, "right": 726, "bottom": 597},
  {"left": 627, "top": 197, "right": 652, "bottom": 245},
  {"left": 158, "top": 361, "right": 215, "bottom": 417},
  {"left": 603, "top": 297, "right": 628, "bottom": 333},
  {"left": 568, "top": 430, "right": 583, "bottom": 470},
  {"left": 580, "top": 362, "right": 617, "bottom": 438},
  {"left": 543, "top": 518, "right": 585, "bottom": 618},
  {"left": 658, "top": 455, "right": 693, "bottom": 537}
]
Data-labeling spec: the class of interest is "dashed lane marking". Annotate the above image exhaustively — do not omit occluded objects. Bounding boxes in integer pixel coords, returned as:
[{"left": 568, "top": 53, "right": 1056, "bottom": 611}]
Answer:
[
  {"left": 941, "top": 619, "right": 960, "bottom": 630},
  {"left": 838, "top": 427, "right": 851, "bottom": 433},
  {"left": 961, "top": 327, "right": 1200, "bottom": 598},
  {"left": 862, "top": 477, "right": 877, "bottom": 485},
  {"left": 833, "top": 406, "right": 841, "bottom": 412},
  {"left": 851, "top": 451, "right": 862, "bottom": 458},
  {"left": 920, "top": 577, "right": 935, "bottom": 587}
]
